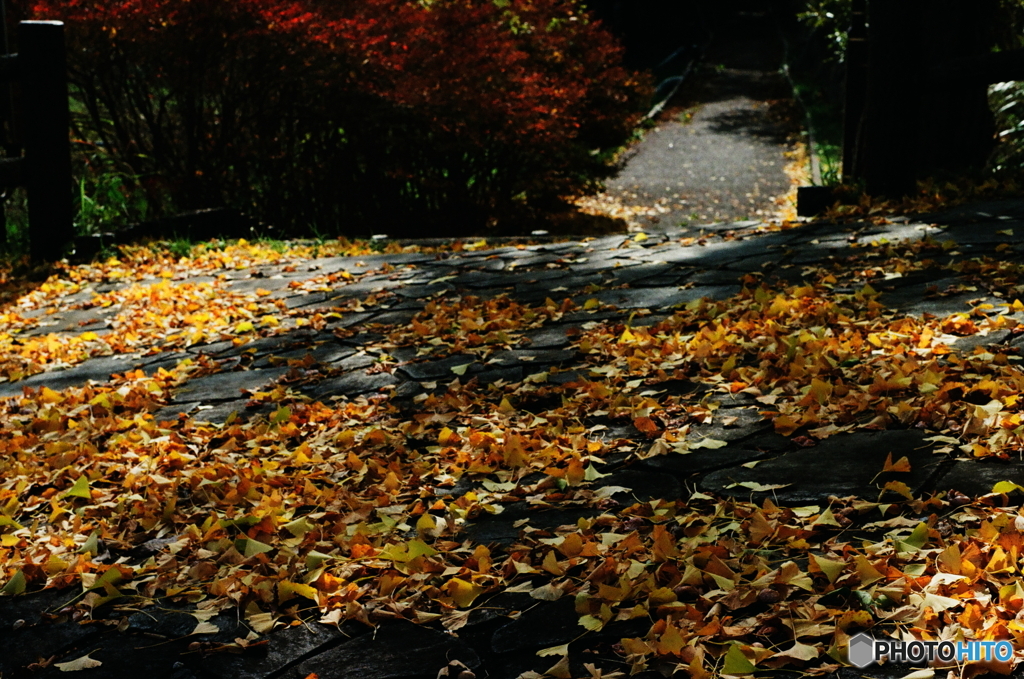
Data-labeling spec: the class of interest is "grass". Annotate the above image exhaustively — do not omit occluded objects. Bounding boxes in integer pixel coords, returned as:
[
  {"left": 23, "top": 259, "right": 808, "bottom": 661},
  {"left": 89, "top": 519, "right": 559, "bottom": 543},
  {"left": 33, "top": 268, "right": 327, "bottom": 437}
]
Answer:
[
  {"left": 0, "top": 162, "right": 165, "bottom": 260},
  {"left": 786, "top": 73, "right": 844, "bottom": 187},
  {"left": 166, "top": 238, "right": 194, "bottom": 259},
  {"left": 75, "top": 172, "right": 152, "bottom": 234}
]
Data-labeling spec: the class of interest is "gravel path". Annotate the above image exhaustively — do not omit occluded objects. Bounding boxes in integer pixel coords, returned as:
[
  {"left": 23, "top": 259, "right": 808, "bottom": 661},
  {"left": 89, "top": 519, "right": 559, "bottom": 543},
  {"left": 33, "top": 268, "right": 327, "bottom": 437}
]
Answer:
[{"left": 605, "top": 4, "right": 801, "bottom": 229}]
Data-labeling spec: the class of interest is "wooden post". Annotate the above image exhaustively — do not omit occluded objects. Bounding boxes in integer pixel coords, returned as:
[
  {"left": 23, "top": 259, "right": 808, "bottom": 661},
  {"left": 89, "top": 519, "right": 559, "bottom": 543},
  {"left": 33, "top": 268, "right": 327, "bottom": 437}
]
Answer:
[
  {"left": 0, "top": 1, "right": 11, "bottom": 247},
  {"left": 856, "top": 0, "right": 922, "bottom": 197},
  {"left": 841, "top": 0, "right": 867, "bottom": 183},
  {"left": 19, "top": 20, "right": 73, "bottom": 261}
]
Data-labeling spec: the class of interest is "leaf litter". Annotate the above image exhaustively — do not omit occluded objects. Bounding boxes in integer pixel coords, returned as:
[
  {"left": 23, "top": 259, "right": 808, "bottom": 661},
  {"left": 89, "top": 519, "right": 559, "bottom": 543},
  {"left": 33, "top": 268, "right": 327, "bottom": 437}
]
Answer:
[{"left": 1, "top": 235, "right": 1024, "bottom": 677}]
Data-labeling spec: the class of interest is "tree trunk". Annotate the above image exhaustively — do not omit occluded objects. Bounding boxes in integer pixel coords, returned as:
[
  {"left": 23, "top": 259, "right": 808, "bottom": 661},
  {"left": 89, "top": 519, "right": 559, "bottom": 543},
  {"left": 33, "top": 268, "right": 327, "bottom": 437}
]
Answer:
[
  {"left": 915, "top": 0, "right": 997, "bottom": 179},
  {"left": 841, "top": 0, "right": 867, "bottom": 181},
  {"left": 855, "top": 0, "right": 922, "bottom": 197},
  {"left": 849, "top": 0, "right": 998, "bottom": 196}
]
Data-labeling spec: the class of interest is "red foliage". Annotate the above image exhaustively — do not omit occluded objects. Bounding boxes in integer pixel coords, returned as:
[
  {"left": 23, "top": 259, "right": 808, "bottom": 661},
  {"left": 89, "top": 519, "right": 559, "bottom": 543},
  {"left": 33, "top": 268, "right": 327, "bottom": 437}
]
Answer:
[{"left": 24, "top": 0, "right": 648, "bottom": 235}]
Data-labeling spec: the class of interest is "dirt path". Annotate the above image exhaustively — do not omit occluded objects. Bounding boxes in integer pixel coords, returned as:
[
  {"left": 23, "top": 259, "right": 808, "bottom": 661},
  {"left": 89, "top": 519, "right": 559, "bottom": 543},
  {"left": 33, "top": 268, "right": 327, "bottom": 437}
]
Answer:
[{"left": 602, "top": 3, "right": 803, "bottom": 229}]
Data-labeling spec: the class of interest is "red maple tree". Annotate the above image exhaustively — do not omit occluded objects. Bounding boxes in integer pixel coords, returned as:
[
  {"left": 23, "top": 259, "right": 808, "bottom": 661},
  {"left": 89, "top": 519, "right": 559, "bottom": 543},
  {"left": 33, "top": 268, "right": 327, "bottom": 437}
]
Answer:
[{"left": 22, "top": 0, "right": 648, "bottom": 235}]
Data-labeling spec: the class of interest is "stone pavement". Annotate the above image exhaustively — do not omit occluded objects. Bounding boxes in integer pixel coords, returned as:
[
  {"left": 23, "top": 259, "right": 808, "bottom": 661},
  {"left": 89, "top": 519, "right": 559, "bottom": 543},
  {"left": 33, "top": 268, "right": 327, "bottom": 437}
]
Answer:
[{"left": 5, "top": 200, "right": 1024, "bottom": 678}]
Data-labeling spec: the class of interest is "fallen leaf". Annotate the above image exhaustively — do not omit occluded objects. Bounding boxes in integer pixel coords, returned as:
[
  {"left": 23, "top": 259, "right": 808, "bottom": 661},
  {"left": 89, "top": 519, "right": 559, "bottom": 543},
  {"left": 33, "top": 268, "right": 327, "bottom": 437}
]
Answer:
[
  {"left": 191, "top": 620, "right": 220, "bottom": 635},
  {"left": 545, "top": 656, "right": 572, "bottom": 679},
  {"left": 64, "top": 477, "right": 91, "bottom": 500},
  {"left": 728, "top": 481, "right": 790, "bottom": 492},
  {"left": 774, "top": 641, "right": 819, "bottom": 662},
  {"left": 55, "top": 654, "right": 103, "bottom": 672},
  {"left": 447, "top": 578, "right": 486, "bottom": 608},
  {"left": 690, "top": 438, "right": 728, "bottom": 450},
  {"left": 537, "top": 643, "right": 570, "bottom": 658},
  {"left": 721, "top": 643, "right": 755, "bottom": 675},
  {"left": 898, "top": 671, "right": 934, "bottom": 679}
]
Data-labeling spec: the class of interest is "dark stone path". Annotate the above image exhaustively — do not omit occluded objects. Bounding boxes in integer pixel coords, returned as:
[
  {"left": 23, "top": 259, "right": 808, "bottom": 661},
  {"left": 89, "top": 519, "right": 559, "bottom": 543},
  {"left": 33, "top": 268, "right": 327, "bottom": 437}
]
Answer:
[{"left": 6, "top": 199, "right": 1024, "bottom": 677}]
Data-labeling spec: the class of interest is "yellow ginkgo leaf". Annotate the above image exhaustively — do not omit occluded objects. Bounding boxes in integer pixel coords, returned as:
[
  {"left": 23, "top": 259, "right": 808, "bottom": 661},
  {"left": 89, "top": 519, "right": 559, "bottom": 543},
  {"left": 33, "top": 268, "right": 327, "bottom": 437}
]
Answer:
[
  {"left": 446, "top": 578, "right": 485, "bottom": 608},
  {"left": 64, "top": 476, "right": 92, "bottom": 500}
]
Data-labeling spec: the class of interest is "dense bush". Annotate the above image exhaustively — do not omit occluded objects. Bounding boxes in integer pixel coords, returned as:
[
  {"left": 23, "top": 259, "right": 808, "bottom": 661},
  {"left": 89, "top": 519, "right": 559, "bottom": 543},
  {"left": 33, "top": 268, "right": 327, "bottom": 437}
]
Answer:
[{"left": 23, "top": 0, "right": 649, "bottom": 237}]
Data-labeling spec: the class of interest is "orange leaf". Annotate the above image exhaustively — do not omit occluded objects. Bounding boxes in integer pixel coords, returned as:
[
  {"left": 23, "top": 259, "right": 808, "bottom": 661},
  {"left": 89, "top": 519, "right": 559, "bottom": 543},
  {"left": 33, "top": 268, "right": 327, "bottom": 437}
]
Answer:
[
  {"left": 651, "top": 524, "right": 678, "bottom": 562},
  {"left": 773, "top": 415, "right": 800, "bottom": 436},
  {"left": 881, "top": 453, "right": 912, "bottom": 473},
  {"left": 633, "top": 416, "right": 659, "bottom": 436},
  {"left": 881, "top": 480, "right": 913, "bottom": 500}
]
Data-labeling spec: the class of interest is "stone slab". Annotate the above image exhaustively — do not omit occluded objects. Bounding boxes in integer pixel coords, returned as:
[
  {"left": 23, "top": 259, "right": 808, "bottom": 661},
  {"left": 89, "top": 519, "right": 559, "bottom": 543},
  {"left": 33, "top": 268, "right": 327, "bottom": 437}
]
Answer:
[
  {"left": 700, "top": 430, "right": 941, "bottom": 504},
  {"left": 304, "top": 370, "right": 400, "bottom": 400},
  {"left": 172, "top": 367, "right": 289, "bottom": 403},
  {"left": 393, "top": 283, "right": 455, "bottom": 299},
  {"left": 576, "top": 285, "right": 736, "bottom": 310},
  {"left": 188, "top": 399, "right": 255, "bottom": 424},
  {"left": 18, "top": 307, "right": 117, "bottom": 337},
  {"left": 0, "top": 354, "right": 171, "bottom": 399},
  {"left": 522, "top": 326, "right": 573, "bottom": 349},
  {"left": 490, "top": 597, "right": 647, "bottom": 657},
  {"left": 686, "top": 406, "right": 770, "bottom": 442},
  {"left": 368, "top": 310, "right": 418, "bottom": 326},
  {"left": 491, "top": 598, "right": 580, "bottom": 654},
  {"left": 486, "top": 349, "right": 577, "bottom": 367},
  {"left": 934, "top": 460, "right": 1024, "bottom": 498},
  {"left": 41, "top": 633, "right": 202, "bottom": 679},
  {"left": 463, "top": 502, "right": 598, "bottom": 546},
  {"left": 505, "top": 254, "right": 562, "bottom": 269},
  {"left": 638, "top": 440, "right": 777, "bottom": 477},
  {"left": 883, "top": 290, "right": 984, "bottom": 317},
  {"left": 0, "top": 590, "right": 97, "bottom": 674},
  {"left": 225, "top": 276, "right": 294, "bottom": 295},
  {"left": 454, "top": 270, "right": 515, "bottom": 289},
  {"left": 596, "top": 468, "right": 684, "bottom": 503},
  {"left": 515, "top": 273, "right": 602, "bottom": 295},
  {"left": 686, "top": 269, "right": 743, "bottom": 286},
  {"left": 327, "top": 353, "right": 376, "bottom": 372},
  {"left": 203, "top": 622, "right": 346, "bottom": 679},
  {"left": 253, "top": 343, "right": 356, "bottom": 368},
  {"left": 474, "top": 365, "right": 525, "bottom": 385},
  {"left": 584, "top": 235, "right": 630, "bottom": 250},
  {"left": 952, "top": 329, "right": 1011, "bottom": 353},
  {"left": 290, "top": 622, "right": 479, "bottom": 679},
  {"left": 399, "top": 355, "right": 481, "bottom": 381}
]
